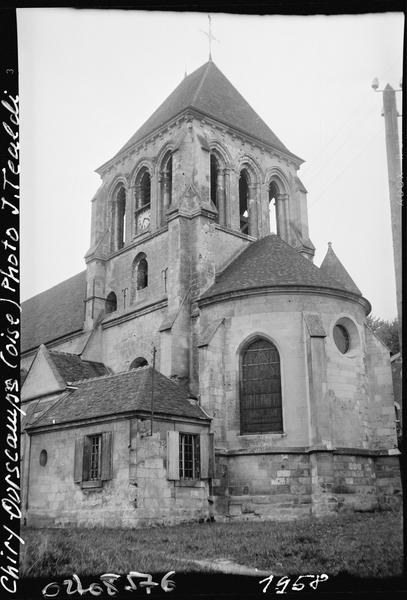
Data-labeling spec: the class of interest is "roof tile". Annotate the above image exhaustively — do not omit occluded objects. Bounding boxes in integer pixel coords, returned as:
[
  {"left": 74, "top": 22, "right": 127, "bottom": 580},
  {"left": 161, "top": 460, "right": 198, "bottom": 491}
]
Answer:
[
  {"left": 49, "top": 351, "right": 109, "bottom": 383},
  {"left": 22, "top": 271, "right": 86, "bottom": 353},
  {"left": 111, "top": 61, "right": 297, "bottom": 161},
  {"left": 30, "top": 367, "right": 209, "bottom": 428},
  {"left": 319, "top": 243, "right": 362, "bottom": 295}
]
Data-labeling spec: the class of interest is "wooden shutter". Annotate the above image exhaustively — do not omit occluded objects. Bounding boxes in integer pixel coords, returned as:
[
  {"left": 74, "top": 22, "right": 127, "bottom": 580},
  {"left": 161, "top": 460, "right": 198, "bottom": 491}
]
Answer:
[
  {"left": 167, "top": 430, "right": 180, "bottom": 480},
  {"left": 200, "top": 432, "right": 214, "bottom": 479},
  {"left": 74, "top": 437, "right": 84, "bottom": 483},
  {"left": 101, "top": 431, "right": 113, "bottom": 481},
  {"left": 208, "top": 433, "right": 215, "bottom": 478},
  {"left": 82, "top": 436, "right": 91, "bottom": 481}
]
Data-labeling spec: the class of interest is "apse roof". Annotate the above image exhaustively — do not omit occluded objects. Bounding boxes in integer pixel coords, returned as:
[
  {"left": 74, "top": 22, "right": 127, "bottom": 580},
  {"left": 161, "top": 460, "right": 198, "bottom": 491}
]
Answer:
[
  {"left": 200, "top": 234, "right": 363, "bottom": 301},
  {"left": 27, "top": 366, "right": 209, "bottom": 428},
  {"left": 109, "top": 61, "right": 299, "bottom": 163},
  {"left": 21, "top": 271, "right": 87, "bottom": 354}
]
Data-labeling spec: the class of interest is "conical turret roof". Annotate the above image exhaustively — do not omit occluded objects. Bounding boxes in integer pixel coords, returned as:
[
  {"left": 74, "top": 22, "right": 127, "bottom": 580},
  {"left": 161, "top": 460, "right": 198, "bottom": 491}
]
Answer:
[
  {"left": 111, "top": 61, "right": 299, "bottom": 161},
  {"left": 319, "top": 242, "right": 362, "bottom": 295}
]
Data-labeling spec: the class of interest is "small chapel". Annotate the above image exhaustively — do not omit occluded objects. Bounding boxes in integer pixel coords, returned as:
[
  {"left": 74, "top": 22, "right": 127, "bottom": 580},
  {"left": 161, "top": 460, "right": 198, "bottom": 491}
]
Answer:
[{"left": 21, "top": 60, "right": 401, "bottom": 528}]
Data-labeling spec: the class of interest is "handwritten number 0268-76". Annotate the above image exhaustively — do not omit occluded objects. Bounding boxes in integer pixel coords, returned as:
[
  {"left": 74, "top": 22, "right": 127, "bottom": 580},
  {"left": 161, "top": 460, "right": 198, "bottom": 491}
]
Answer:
[{"left": 41, "top": 571, "right": 176, "bottom": 597}]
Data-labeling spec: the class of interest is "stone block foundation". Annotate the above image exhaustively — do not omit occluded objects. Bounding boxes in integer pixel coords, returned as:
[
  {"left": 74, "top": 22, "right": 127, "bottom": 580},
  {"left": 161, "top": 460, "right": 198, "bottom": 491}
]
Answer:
[{"left": 214, "top": 449, "right": 402, "bottom": 520}]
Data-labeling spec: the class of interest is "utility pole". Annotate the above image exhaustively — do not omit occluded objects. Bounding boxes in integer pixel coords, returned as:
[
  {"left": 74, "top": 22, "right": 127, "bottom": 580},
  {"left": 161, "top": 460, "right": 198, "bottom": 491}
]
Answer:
[
  {"left": 372, "top": 76, "right": 404, "bottom": 576},
  {"left": 150, "top": 346, "right": 156, "bottom": 436},
  {"left": 372, "top": 78, "right": 402, "bottom": 350}
]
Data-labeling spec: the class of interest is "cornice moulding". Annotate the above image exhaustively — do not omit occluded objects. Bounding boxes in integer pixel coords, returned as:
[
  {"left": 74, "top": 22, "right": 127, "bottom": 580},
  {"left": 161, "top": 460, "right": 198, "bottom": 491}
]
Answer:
[{"left": 198, "top": 285, "right": 371, "bottom": 313}]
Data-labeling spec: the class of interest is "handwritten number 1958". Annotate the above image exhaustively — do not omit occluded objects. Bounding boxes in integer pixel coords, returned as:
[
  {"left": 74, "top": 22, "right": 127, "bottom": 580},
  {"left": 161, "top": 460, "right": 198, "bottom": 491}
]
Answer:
[{"left": 259, "top": 574, "right": 329, "bottom": 593}]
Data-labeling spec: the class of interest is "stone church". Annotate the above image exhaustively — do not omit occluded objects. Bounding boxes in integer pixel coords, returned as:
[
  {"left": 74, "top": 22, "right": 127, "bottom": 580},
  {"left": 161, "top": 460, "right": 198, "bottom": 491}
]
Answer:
[{"left": 21, "top": 60, "right": 401, "bottom": 528}]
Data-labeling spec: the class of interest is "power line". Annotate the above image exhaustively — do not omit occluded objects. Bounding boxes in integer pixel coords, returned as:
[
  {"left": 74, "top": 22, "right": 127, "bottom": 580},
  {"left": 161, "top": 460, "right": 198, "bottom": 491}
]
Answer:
[
  {"left": 304, "top": 102, "right": 380, "bottom": 185},
  {"left": 308, "top": 128, "right": 382, "bottom": 208},
  {"left": 304, "top": 56, "right": 402, "bottom": 180},
  {"left": 305, "top": 97, "right": 368, "bottom": 167}
]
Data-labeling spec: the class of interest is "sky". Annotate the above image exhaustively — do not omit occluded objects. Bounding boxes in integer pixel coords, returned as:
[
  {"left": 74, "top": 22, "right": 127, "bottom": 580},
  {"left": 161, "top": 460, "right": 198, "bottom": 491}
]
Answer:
[{"left": 17, "top": 9, "right": 403, "bottom": 320}]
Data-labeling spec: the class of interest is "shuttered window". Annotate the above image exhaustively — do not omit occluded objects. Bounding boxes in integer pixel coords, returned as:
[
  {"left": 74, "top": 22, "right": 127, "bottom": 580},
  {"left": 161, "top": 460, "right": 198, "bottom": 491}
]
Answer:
[
  {"left": 179, "top": 433, "right": 200, "bottom": 479},
  {"left": 240, "top": 338, "right": 283, "bottom": 434},
  {"left": 167, "top": 431, "right": 213, "bottom": 481},
  {"left": 74, "top": 431, "right": 112, "bottom": 485}
]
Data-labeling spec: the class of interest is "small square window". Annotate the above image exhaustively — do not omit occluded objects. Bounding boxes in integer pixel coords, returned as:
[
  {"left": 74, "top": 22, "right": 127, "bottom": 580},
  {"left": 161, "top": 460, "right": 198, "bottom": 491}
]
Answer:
[{"left": 179, "top": 433, "right": 200, "bottom": 479}]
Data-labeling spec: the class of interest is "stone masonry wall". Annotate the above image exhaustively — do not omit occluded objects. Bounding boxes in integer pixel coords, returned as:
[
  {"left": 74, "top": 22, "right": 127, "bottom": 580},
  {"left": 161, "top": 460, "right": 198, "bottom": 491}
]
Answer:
[
  {"left": 198, "top": 292, "right": 396, "bottom": 454},
  {"left": 128, "top": 419, "right": 209, "bottom": 527},
  {"left": 199, "top": 290, "right": 401, "bottom": 519},
  {"left": 213, "top": 450, "right": 402, "bottom": 521},
  {"left": 220, "top": 452, "right": 312, "bottom": 521},
  {"left": 364, "top": 325, "right": 398, "bottom": 449},
  {"left": 27, "top": 419, "right": 131, "bottom": 528},
  {"left": 26, "top": 417, "right": 210, "bottom": 528},
  {"left": 101, "top": 306, "right": 166, "bottom": 373},
  {"left": 104, "top": 231, "right": 169, "bottom": 309}
]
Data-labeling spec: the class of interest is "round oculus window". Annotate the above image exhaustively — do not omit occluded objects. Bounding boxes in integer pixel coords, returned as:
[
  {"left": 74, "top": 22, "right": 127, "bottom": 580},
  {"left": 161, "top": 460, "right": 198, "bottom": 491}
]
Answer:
[
  {"left": 333, "top": 324, "right": 350, "bottom": 354},
  {"left": 39, "top": 449, "right": 48, "bottom": 467}
]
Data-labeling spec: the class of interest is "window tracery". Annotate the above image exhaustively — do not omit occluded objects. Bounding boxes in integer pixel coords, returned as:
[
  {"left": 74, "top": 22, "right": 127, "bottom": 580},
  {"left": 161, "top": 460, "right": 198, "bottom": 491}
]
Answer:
[{"left": 240, "top": 337, "right": 283, "bottom": 434}]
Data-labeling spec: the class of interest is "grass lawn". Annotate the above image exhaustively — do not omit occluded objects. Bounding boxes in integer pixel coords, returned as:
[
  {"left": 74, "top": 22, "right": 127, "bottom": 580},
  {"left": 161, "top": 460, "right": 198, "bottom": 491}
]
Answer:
[{"left": 20, "top": 510, "right": 402, "bottom": 579}]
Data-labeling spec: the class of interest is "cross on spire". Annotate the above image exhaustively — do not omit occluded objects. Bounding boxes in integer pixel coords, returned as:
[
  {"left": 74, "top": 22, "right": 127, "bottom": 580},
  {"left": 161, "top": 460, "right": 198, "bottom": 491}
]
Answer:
[{"left": 201, "top": 14, "right": 219, "bottom": 61}]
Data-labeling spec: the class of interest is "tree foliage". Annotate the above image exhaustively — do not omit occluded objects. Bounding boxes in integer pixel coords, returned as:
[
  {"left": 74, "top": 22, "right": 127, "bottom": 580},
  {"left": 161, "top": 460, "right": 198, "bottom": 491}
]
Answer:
[{"left": 367, "top": 316, "right": 400, "bottom": 355}]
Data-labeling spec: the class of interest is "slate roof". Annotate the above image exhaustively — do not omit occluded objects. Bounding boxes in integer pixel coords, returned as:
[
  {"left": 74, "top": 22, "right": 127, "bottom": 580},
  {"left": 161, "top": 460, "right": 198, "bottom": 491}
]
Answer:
[
  {"left": 21, "top": 271, "right": 86, "bottom": 354},
  {"left": 111, "top": 61, "right": 296, "bottom": 161},
  {"left": 28, "top": 367, "right": 209, "bottom": 428},
  {"left": 319, "top": 243, "right": 362, "bottom": 295},
  {"left": 200, "top": 235, "right": 362, "bottom": 300},
  {"left": 22, "top": 393, "right": 70, "bottom": 430},
  {"left": 48, "top": 350, "right": 109, "bottom": 384}
]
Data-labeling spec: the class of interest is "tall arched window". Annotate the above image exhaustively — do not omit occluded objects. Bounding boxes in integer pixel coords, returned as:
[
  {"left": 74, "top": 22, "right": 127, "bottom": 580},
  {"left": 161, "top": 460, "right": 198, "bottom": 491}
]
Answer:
[
  {"left": 210, "top": 154, "right": 219, "bottom": 221},
  {"left": 112, "top": 186, "right": 126, "bottom": 251},
  {"left": 268, "top": 181, "right": 279, "bottom": 235},
  {"left": 160, "top": 152, "right": 173, "bottom": 226},
  {"left": 105, "top": 291, "right": 117, "bottom": 313},
  {"left": 239, "top": 170, "right": 250, "bottom": 234},
  {"left": 140, "top": 171, "right": 151, "bottom": 207},
  {"left": 240, "top": 338, "right": 282, "bottom": 434},
  {"left": 137, "top": 258, "right": 148, "bottom": 290},
  {"left": 131, "top": 253, "right": 148, "bottom": 303},
  {"left": 135, "top": 168, "right": 151, "bottom": 234},
  {"left": 210, "top": 150, "right": 228, "bottom": 226}
]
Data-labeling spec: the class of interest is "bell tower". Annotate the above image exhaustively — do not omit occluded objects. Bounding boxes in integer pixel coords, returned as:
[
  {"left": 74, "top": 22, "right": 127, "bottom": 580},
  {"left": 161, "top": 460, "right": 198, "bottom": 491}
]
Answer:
[{"left": 82, "top": 60, "right": 315, "bottom": 377}]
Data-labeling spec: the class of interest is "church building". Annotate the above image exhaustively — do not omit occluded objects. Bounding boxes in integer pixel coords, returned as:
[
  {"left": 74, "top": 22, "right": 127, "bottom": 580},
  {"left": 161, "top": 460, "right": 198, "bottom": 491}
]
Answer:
[{"left": 21, "top": 60, "right": 401, "bottom": 527}]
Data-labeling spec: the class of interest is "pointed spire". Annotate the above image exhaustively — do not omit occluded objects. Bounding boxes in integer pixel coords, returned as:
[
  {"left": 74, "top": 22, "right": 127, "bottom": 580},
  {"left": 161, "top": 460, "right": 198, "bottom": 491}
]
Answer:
[{"left": 320, "top": 242, "right": 362, "bottom": 295}]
